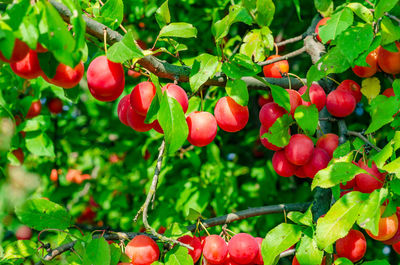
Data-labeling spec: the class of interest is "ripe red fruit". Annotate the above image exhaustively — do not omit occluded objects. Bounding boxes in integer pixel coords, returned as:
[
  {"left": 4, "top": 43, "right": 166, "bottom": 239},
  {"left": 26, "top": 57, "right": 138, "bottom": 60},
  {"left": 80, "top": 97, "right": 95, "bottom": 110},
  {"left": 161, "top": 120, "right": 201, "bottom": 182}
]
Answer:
[
  {"left": 126, "top": 105, "right": 154, "bottom": 132},
  {"left": 12, "top": 148, "right": 24, "bottom": 164},
  {"left": 295, "top": 166, "right": 308, "bottom": 178},
  {"left": 87, "top": 56, "right": 125, "bottom": 101},
  {"left": 177, "top": 235, "right": 202, "bottom": 263},
  {"left": 257, "top": 94, "right": 273, "bottom": 107},
  {"left": 203, "top": 235, "right": 228, "bottom": 264},
  {"left": 125, "top": 235, "right": 160, "bottom": 265},
  {"left": 43, "top": 62, "right": 84, "bottom": 89},
  {"left": 377, "top": 42, "right": 400, "bottom": 75},
  {"left": 382, "top": 88, "right": 395, "bottom": 98},
  {"left": 253, "top": 237, "right": 263, "bottom": 265},
  {"left": 50, "top": 168, "right": 58, "bottom": 182},
  {"left": 47, "top": 98, "right": 63, "bottom": 114},
  {"left": 224, "top": 256, "right": 240, "bottom": 265},
  {"left": 117, "top": 95, "right": 131, "bottom": 126},
  {"left": 286, "top": 89, "right": 302, "bottom": 116},
  {"left": 228, "top": 233, "right": 258, "bottom": 264},
  {"left": 259, "top": 102, "right": 287, "bottom": 130},
  {"left": 315, "top": 17, "right": 330, "bottom": 43},
  {"left": 10, "top": 50, "right": 42, "bottom": 79},
  {"left": 383, "top": 210, "right": 400, "bottom": 245},
  {"left": 355, "top": 159, "right": 386, "bottom": 193},
  {"left": 272, "top": 150, "right": 297, "bottom": 177},
  {"left": 259, "top": 125, "right": 284, "bottom": 151},
  {"left": 298, "top": 84, "right": 326, "bottom": 111},
  {"left": 186, "top": 111, "right": 218, "bottom": 147},
  {"left": 316, "top": 133, "right": 339, "bottom": 158},
  {"left": 263, "top": 55, "right": 289, "bottom": 78},
  {"left": 336, "top": 80, "right": 362, "bottom": 103},
  {"left": 326, "top": 90, "right": 356, "bottom": 117},
  {"left": 214, "top": 96, "right": 249, "bottom": 132},
  {"left": 130, "top": 81, "right": 156, "bottom": 116},
  {"left": 162, "top": 83, "right": 188, "bottom": 113},
  {"left": 335, "top": 229, "right": 366, "bottom": 262},
  {"left": 394, "top": 241, "right": 400, "bottom": 254},
  {"left": 128, "top": 69, "right": 141, "bottom": 78},
  {"left": 284, "top": 134, "right": 314, "bottom": 166},
  {"left": 340, "top": 178, "right": 356, "bottom": 190},
  {"left": 15, "top": 226, "right": 32, "bottom": 240},
  {"left": 302, "top": 147, "right": 330, "bottom": 178},
  {"left": 366, "top": 208, "right": 398, "bottom": 241},
  {"left": 0, "top": 39, "right": 29, "bottom": 63},
  {"left": 26, "top": 100, "right": 42, "bottom": 119},
  {"left": 352, "top": 48, "right": 378, "bottom": 78}
]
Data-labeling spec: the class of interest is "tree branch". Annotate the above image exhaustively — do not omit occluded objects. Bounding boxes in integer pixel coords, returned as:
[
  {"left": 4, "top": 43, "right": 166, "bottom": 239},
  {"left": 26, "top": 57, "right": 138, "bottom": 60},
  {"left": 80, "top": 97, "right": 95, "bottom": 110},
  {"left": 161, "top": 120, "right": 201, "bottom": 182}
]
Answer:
[
  {"left": 186, "top": 202, "right": 310, "bottom": 232},
  {"left": 347, "top": 131, "right": 382, "bottom": 152},
  {"left": 276, "top": 34, "right": 305, "bottom": 47},
  {"left": 258, "top": 46, "right": 307, "bottom": 66}
]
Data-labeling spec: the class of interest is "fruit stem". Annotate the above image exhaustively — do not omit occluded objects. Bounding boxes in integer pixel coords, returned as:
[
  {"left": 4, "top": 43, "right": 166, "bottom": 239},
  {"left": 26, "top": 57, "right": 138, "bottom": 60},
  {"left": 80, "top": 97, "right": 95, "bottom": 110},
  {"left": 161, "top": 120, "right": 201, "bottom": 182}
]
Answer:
[
  {"left": 325, "top": 76, "right": 340, "bottom": 85},
  {"left": 287, "top": 73, "right": 306, "bottom": 87},
  {"left": 103, "top": 28, "right": 107, "bottom": 54}
]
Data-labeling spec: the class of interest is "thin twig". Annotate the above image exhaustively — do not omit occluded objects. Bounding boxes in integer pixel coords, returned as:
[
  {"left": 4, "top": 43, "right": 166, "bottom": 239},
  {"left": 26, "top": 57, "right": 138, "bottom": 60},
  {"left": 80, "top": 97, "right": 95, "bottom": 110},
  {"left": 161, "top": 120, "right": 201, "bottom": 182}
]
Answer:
[
  {"left": 276, "top": 34, "right": 305, "bottom": 47},
  {"left": 258, "top": 46, "right": 307, "bottom": 66},
  {"left": 318, "top": 117, "right": 338, "bottom": 122},
  {"left": 386, "top": 13, "right": 400, "bottom": 25},
  {"left": 347, "top": 131, "right": 382, "bottom": 152},
  {"left": 280, "top": 248, "right": 296, "bottom": 258}
]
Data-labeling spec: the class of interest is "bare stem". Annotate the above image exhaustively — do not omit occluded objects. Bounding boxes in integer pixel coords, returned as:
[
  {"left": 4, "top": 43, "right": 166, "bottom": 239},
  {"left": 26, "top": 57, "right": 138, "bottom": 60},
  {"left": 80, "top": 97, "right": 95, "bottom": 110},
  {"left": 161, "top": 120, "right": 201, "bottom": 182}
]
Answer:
[
  {"left": 347, "top": 131, "right": 382, "bottom": 152},
  {"left": 258, "top": 46, "right": 307, "bottom": 66}
]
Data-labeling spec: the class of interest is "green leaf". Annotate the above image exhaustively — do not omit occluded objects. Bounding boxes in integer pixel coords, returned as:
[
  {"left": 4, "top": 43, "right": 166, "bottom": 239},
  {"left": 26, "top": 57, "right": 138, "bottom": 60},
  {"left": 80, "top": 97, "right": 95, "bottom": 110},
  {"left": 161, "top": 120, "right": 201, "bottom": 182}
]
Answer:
[
  {"left": 380, "top": 16, "right": 400, "bottom": 46},
  {"left": 98, "top": 0, "right": 124, "bottom": 30},
  {"left": 334, "top": 257, "right": 354, "bottom": 265},
  {"left": 357, "top": 188, "right": 388, "bottom": 235},
  {"left": 25, "top": 131, "right": 55, "bottom": 157},
  {"left": 64, "top": 85, "right": 81, "bottom": 103},
  {"left": 383, "top": 156, "right": 400, "bottom": 174},
  {"left": 83, "top": 238, "right": 111, "bottom": 265},
  {"left": 261, "top": 223, "right": 303, "bottom": 265},
  {"left": 109, "top": 243, "right": 122, "bottom": 265},
  {"left": 189, "top": 53, "right": 219, "bottom": 93},
  {"left": 159, "top": 23, "right": 197, "bottom": 39},
  {"left": 336, "top": 24, "right": 374, "bottom": 65},
  {"left": 165, "top": 245, "right": 193, "bottom": 265},
  {"left": 333, "top": 141, "right": 351, "bottom": 158},
  {"left": 225, "top": 79, "right": 249, "bottom": 106},
  {"left": 363, "top": 260, "right": 390, "bottom": 265},
  {"left": 3, "top": 240, "right": 36, "bottom": 260},
  {"left": 5, "top": 0, "right": 30, "bottom": 30},
  {"left": 60, "top": 0, "right": 86, "bottom": 52},
  {"left": 312, "top": 162, "right": 365, "bottom": 190},
  {"left": 294, "top": 105, "right": 319, "bottom": 135},
  {"left": 21, "top": 116, "right": 51, "bottom": 132},
  {"left": 263, "top": 114, "right": 293, "bottom": 148},
  {"left": 371, "top": 140, "right": 393, "bottom": 169},
  {"left": 145, "top": 74, "right": 163, "bottom": 124},
  {"left": 222, "top": 54, "right": 261, "bottom": 79},
  {"left": 366, "top": 95, "right": 400, "bottom": 133},
  {"left": 391, "top": 179, "right": 400, "bottom": 196},
  {"left": 347, "top": 3, "right": 373, "bottom": 23},
  {"left": 15, "top": 198, "right": 71, "bottom": 230},
  {"left": 319, "top": 7, "right": 354, "bottom": 43},
  {"left": 315, "top": 191, "right": 368, "bottom": 249},
  {"left": 158, "top": 94, "right": 189, "bottom": 155},
  {"left": 269, "top": 85, "right": 290, "bottom": 112},
  {"left": 287, "top": 205, "right": 313, "bottom": 226},
  {"left": 354, "top": 35, "right": 381, "bottom": 67},
  {"left": 292, "top": 0, "right": 302, "bottom": 21},
  {"left": 296, "top": 228, "right": 324, "bottom": 265},
  {"left": 155, "top": 1, "right": 171, "bottom": 28},
  {"left": 255, "top": 0, "right": 275, "bottom": 27},
  {"left": 375, "top": 0, "right": 399, "bottom": 19},
  {"left": 240, "top": 27, "right": 273, "bottom": 62},
  {"left": 314, "top": 0, "right": 333, "bottom": 17},
  {"left": 107, "top": 30, "right": 144, "bottom": 63},
  {"left": 19, "top": 13, "right": 39, "bottom": 49},
  {"left": 164, "top": 223, "right": 191, "bottom": 239},
  {"left": 37, "top": 52, "right": 58, "bottom": 79}
]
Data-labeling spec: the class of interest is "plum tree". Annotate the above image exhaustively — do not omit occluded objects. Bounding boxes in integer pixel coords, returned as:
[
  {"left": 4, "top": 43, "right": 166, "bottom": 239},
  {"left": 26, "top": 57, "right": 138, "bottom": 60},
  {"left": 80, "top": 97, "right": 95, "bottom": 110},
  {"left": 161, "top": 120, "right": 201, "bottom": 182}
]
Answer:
[
  {"left": 335, "top": 229, "right": 366, "bottom": 262},
  {"left": 227, "top": 233, "right": 258, "bottom": 264},
  {"left": 262, "top": 55, "right": 289, "bottom": 78},
  {"left": 301, "top": 147, "right": 330, "bottom": 178},
  {"left": 214, "top": 96, "right": 249, "bottom": 132},
  {"left": 352, "top": 49, "right": 378, "bottom": 78},
  {"left": 177, "top": 235, "right": 202, "bottom": 263},
  {"left": 15, "top": 225, "right": 32, "bottom": 240},
  {"left": 43, "top": 62, "right": 84, "bottom": 89},
  {"left": 366, "top": 208, "right": 398, "bottom": 241},
  {"left": 316, "top": 133, "right": 339, "bottom": 158},
  {"left": 203, "top": 235, "right": 228, "bottom": 264},
  {"left": 272, "top": 150, "right": 297, "bottom": 177},
  {"left": 162, "top": 84, "right": 189, "bottom": 113},
  {"left": 315, "top": 17, "right": 330, "bottom": 43},
  {"left": 130, "top": 81, "right": 156, "bottom": 116},
  {"left": 0, "top": 39, "right": 29, "bottom": 63},
  {"left": 186, "top": 111, "right": 217, "bottom": 147},
  {"left": 117, "top": 95, "right": 131, "bottom": 126},
  {"left": 284, "top": 134, "right": 314, "bottom": 166},
  {"left": 336, "top": 80, "right": 362, "bottom": 103},
  {"left": 26, "top": 100, "right": 42, "bottom": 119},
  {"left": 355, "top": 160, "right": 386, "bottom": 193},
  {"left": 125, "top": 235, "right": 160, "bottom": 265},
  {"left": 47, "top": 98, "right": 63, "bottom": 114},
  {"left": 298, "top": 84, "right": 326, "bottom": 111},
  {"left": 377, "top": 42, "right": 400, "bottom": 74},
  {"left": 326, "top": 89, "right": 356, "bottom": 117},
  {"left": 10, "top": 50, "right": 42, "bottom": 79},
  {"left": 259, "top": 102, "right": 287, "bottom": 130}
]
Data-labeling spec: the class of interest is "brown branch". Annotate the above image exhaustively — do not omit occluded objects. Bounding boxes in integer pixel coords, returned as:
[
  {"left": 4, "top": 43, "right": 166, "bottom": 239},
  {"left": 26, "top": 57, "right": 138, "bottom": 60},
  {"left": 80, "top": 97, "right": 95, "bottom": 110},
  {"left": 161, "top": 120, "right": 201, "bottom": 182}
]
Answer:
[
  {"left": 347, "top": 131, "right": 382, "bottom": 152},
  {"left": 276, "top": 34, "right": 305, "bottom": 47},
  {"left": 258, "top": 46, "right": 307, "bottom": 66},
  {"left": 186, "top": 202, "right": 310, "bottom": 232}
]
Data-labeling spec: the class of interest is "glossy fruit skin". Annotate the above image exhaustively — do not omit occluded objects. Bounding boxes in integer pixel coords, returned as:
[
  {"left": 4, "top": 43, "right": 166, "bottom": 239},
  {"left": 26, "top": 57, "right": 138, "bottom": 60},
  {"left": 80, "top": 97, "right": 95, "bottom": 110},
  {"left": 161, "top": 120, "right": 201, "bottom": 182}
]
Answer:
[
  {"left": 126, "top": 105, "right": 154, "bottom": 132},
  {"left": 394, "top": 240, "right": 400, "bottom": 254},
  {"left": 302, "top": 147, "right": 330, "bottom": 178},
  {"left": 316, "top": 133, "right": 339, "bottom": 158},
  {"left": 315, "top": 17, "right": 330, "bottom": 43},
  {"left": 326, "top": 90, "right": 356, "bottom": 117},
  {"left": 130, "top": 81, "right": 156, "bottom": 116},
  {"left": 335, "top": 229, "right": 366, "bottom": 263},
  {"left": 214, "top": 96, "right": 249, "bottom": 132},
  {"left": 228, "top": 233, "right": 258, "bottom": 264},
  {"left": 257, "top": 94, "right": 273, "bottom": 107},
  {"left": 48, "top": 98, "right": 63, "bottom": 114},
  {"left": 186, "top": 111, "right": 218, "bottom": 147},
  {"left": 298, "top": 84, "right": 326, "bottom": 111},
  {"left": 295, "top": 166, "right": 308, "bottom": 178},
  {"left": 12, "top": 148, "right": 24, "bottom": 164},
  {"left": 10, "top": 50, "right": 42, "bottom": 79},
  {"left": 340, "top": 178, "right": 356, "bottom": 190},
  {"left": 383, "top": 210, "right": 400, "bottom": 245},
  {"left": 177, "top": 235, "right": 202, "bottom": 263},
  {"left": 50, "top": 168, "right": 58, "bottom": 182},
  {"left": 15, "top": 226, "right": 32, "bottom": 240},
  {"left": 366, "top": 210, "right": 398, "bottom": 241},
  {"left": 286, "top": 89, "right": 302, "bottom": 116},
  {"left": 26, "top": 100, "right": 42, "bottom": 119},
  {"left": 382, "top": 88, "right": 395, "bottom": 98},
  {"left": 272, "top": 150, "right": 297, "bottom": 177},
  {"left": 263, "top": 55, "right": 289, "bottom": 78},
  {"left": 117, "top": 95, "right": 130, "bottom": 126},
  {"left": 128, "top": 69, "right": 141, "bottom": 78},
  {"left": 44, "top": 62, "right": 84, "bottom": 89},
  {"left": 284, "top": 134, "right": 314, "bottom": 166},
  {"left": 259, "top": 102, "right": 287, "bottom": 130},
  {"left": 378, "top": 42, "right": 400, "bottom": 74},
  {"left": 355, "top": 160, "right": 386, "bottom": 193},
  {"left": 352, "top": 49, "right": 378, "bottom": 78},
  {"left": 253, "top": 237, "right": 263, "bottom": 265},
  {"left": 87, "top": 56, "right": 124, "bottom": 101},
  {"left": 162, "top": 83, "right": 189, "bottom": 113},
  {"left": 0, "top": 39, "right": 29, "bottom": 63},
  {"left": 125, "top": 235, "right": 160, "bottom": 265},
  {"left": 259, "top": 125, "right": 283, "bottom": 151},
  {"left": 336, "top": 80, "right": 362, "bottom": 103},
  {"left": 203, "top": 235, "right": 228, "bottom": 264}
]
